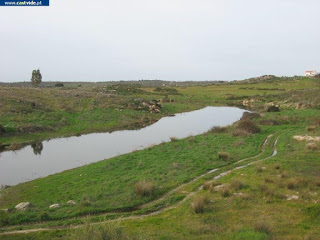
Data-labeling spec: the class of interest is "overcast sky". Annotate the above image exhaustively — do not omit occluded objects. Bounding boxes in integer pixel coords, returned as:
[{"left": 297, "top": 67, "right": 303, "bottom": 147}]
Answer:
[{"left": 0, "top": 0, "right": 319, "bottom": 82}]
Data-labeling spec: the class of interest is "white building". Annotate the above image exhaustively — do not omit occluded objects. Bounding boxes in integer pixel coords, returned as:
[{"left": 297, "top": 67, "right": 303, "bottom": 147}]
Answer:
[{"left": 305, "top": 70, "right": 317, "bottom": 77}]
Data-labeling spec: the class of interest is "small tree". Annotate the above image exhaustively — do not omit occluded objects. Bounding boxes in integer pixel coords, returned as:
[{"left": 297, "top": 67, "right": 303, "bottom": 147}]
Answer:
[{"left": 31, "top": 69, "right": 42, "bottom": 86}]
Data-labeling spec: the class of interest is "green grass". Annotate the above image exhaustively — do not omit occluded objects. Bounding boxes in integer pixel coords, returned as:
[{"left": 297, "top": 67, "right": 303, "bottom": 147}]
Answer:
[{"left": 0, "top": 76, "right": 319, "bottom": 239}]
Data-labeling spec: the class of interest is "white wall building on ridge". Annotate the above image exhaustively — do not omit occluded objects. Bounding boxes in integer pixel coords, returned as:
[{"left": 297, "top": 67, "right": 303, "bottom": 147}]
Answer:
[{"left": 305, "top": 70, "right": 317, "bottom": 77}]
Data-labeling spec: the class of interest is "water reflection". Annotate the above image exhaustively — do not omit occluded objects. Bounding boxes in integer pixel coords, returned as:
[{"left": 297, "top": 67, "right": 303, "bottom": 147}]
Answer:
[
  {"left": 31, "top": 141, "right": 43, "bottom": 155},
  {"left": 0, "top": 107, "right": 246, "bottom": 186}
]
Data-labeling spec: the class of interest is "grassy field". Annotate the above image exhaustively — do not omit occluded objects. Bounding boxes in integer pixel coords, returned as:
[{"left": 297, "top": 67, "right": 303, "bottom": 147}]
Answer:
[{"left": 0, "top": 76, "right": 319, "bottom": 239}]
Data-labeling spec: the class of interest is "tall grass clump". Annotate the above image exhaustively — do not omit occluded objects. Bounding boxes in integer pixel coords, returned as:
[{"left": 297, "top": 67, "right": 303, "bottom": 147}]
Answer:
[
  {"left": 306, "top": 126, "right": 316, "bottom": 132},
  {"left": 209, "top": 126, "right": 228, "bottom": 133},
  {"left": 306, "top": 143, "right": 319, "bottom": 151},
  {"left": 81, "top": 196, "right": 92, "bottom": 207},
  {"left": 134, "top": 180, "right": 154, "bottom": 197},
  {"left": 0, "top": 124, "right": 6, "bottom": 135},
  {"left": 220, "top": 185, "right": 231, "bottom": 197},
  {"left": 191, "top": 195, "right": 208, "bottom": 214},
  {"left": 236, "top": 120, "right": 261, "bottom": 134},
  {"left": 240, "top": 112, "right": 261, "bottom": 121},
  {"left": 231, "top": 180, "right": 244, "bottom": 190},
  {"left": 203, "top": 181, "right": 212, "bottom": 190},
  {"left": 218, "top": 152, "right": 230, "bottom": 161},
  {"left": 254, "top": 221, "right": 272, "bottom": 235},
  {"left": 170, "top": 137, "right": 177, "bottom": 142}
]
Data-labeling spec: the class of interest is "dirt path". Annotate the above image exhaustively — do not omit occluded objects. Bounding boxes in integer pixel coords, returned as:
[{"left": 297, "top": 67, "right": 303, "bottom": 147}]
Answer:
[{"left": 0, "top": 134, "right": 278, "bottom": 236}]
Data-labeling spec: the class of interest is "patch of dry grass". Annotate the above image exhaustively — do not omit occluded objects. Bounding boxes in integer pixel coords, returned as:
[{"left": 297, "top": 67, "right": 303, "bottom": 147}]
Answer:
[
  {"left": 236, "top": 120, "right": 261, "bottom": 134},
  {"left": 191, "top": 195, "right": 208, "bottom": 214},
  {"left": 306, "top": 142, "right": 319, "bottom": 151},
  {"left": 209, "top": 126, "right": 228, "bottom": 133},
  {"left": 231, "top": 180, "right": 244, "bottom": 190},
  {"left": 254, "top": 221, "right": 272, "bottom": 235},
  {"left": 134, "top": 180, "right": 154, "bottom": 197}
]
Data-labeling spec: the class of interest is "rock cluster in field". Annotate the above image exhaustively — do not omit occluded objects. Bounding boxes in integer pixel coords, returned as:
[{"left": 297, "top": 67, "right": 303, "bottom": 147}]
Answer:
[
  {"left": 128, "top": 98, "right": 163, "bottom": 113},
  {"left": 293, "top": 135, "right": 320, "bottom": 142}
]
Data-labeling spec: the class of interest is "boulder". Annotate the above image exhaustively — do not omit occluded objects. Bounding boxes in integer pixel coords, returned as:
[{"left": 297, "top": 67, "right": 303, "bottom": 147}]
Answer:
[
  {"left": 49, "top": 204, "right": 60, "bottom": 209},
  {"left": 15, "top": 202, "right": 32, "bottom": 210},
  {"left": 67, "top": 200, "right": 76, "bottom": 205},
  {"left": 287, "top": 195, "right": 299, "bottom": 201}
]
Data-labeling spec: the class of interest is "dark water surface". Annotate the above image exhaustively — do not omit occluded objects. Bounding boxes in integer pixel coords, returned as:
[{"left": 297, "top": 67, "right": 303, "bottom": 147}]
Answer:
[{"left": 0, "top": 107, "right": 246, "bottom": 186}]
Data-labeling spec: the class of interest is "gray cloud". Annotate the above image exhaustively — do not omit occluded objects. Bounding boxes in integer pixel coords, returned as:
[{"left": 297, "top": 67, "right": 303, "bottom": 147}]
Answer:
[{"left": 0, "top": 0, "right": 319, "bottom": 82}]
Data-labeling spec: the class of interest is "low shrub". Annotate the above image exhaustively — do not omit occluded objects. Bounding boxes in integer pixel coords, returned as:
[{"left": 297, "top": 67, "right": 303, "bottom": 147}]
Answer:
[
  {"left": 306, "top": 126, "right": 316, "bottom": 132},
  {"left": 259, "top": 119, "right": 279, "bottom": 126},
  {"left": 54, "top": 83, "right": 64, "bottom": 87},
  {"left": 172, "top": 162, "right": 180, "bottom": 168},
  {"left": 218, "top": 152, "right": 230, "bottom": 161},
  {"left": 266, "top": 105, "right": 280, "bottom": 112},
  {"left": 0, "top": 124, "right": 6, "bottom": 134},
  {"left": 8, "top": 142, "right": 23, "bottom": 151},
  {"left": 188, "top": 136, "right": 196, "bottom": 142},
  {"left": 316, "top": 179, "right": 320, "bottom": 187},
  {"left": 203, "top": 181, "right": 212, "bottom": 190},
  {"left": 274, "top": 163, "right": 281, "bottom": 170},
  {"left": 81, "top": 196, "right": 92, "bottom": 207},
  {"left": 232, "top": 129, "right": 250, "bottom": 137},
  {"left": 314, "top": 117, "right": 320, "bottom": 127},
  {"left": 191, "top": 195, "right": 208, "bottom": 214},
  {"left": 306, "top": 143, "right": 319, "bottom": 151},
  {"left": 231, "top": 180, "right": 244, "bottom": 190},
  {"left": 39, "top": 211, "right": 50, "bottom": 221},
  {"left": 81, "top": 200, "right": 91, "bottom": 207},
  {"left": 239, "top": 193, "right": 251, "bottom": 201},
  {"left": 264, "top": 177, "right": 274, "bottom": 184},
  {"left": 280, "top": 171, "right": 288, "bottom": 178},
  {"left": 236, "top": 120, "right": 261, "bottom": 134},
  {"left": 241, "top": 112, "right": 261, "bottom": 121},
  {"left": 254, "top": 221, "right": 272, "bottom": 235},
  {"left": 220, "top": 186, "right": 231, "bottom": 197},
  {"left": 209, "top": 126, "right": 228, "bottom": 133},
  {"left": 134, "top": 180, "right": 154, "bottom": 197},
  {"left": 259, "top": 184, "right": 274, "bottom": 197},
  {"left": 170, "top": 137, "right": 177, "bottom": 142},
  {"left": 256, "top": 163, "right": 263, "bottom": 173},
  {"left": 287, "top": 178, "right": 309, "bottom": 190},
  {"left": 232, "top": 139, "right": 245, "bottom": 146}
]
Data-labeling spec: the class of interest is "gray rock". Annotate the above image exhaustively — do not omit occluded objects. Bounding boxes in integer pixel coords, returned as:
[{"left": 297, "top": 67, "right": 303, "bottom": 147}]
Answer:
[{"left": 15, "top": 202, "right": 32, "bottom": 210}]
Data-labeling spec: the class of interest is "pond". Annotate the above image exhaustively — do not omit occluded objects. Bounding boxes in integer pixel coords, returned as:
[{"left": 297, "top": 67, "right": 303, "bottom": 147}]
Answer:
[{"left": 0, "top": 106, "right": 247, "bottom": 186}]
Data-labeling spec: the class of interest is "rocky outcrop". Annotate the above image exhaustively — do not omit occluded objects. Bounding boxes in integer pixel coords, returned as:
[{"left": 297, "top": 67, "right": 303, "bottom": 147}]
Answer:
[
  {"left": 129, "top": 98, "right": 163, "bottom": 113},
  {"left": 293, "top": 135, "right": 320, "bottom": 142}
]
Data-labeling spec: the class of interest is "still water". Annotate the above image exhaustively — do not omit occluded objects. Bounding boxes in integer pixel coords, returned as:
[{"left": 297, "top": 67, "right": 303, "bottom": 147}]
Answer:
[{"left": 0, "top": 107, "right": 246, "bottom": 186}]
